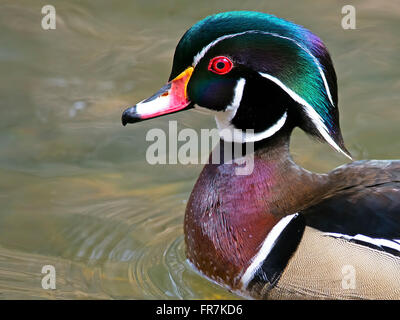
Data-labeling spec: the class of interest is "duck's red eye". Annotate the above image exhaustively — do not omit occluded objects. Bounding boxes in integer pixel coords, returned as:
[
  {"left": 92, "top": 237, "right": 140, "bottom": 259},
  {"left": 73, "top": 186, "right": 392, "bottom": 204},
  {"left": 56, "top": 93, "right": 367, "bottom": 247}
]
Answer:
[{"left": 208, "top": 56, "right": 233, "bottom": 75}]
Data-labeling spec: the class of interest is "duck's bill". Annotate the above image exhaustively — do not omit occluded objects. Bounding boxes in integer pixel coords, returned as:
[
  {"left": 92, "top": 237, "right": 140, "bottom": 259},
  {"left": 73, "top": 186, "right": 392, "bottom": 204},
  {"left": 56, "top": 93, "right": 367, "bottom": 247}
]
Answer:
[{"left": 122, "top": 67, "right": 194, "bottom": 125}]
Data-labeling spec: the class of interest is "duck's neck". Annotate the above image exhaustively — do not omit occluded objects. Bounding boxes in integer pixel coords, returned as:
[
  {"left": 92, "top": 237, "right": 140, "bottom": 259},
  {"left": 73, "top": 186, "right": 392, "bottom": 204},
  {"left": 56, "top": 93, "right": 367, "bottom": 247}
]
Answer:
[{"left": 184, "top": 131, "right": 329, "bottom": 289}]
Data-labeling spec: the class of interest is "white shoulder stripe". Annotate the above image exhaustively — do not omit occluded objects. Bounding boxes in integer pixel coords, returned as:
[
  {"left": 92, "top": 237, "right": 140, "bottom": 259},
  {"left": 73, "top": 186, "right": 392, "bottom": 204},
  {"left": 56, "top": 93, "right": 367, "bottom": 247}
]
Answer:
[
  {"left": 323, "top": 232, "right": 400, "bottom": 253},
  {"left": 240, "top": 213, "right": 299, "bottom": 288}
]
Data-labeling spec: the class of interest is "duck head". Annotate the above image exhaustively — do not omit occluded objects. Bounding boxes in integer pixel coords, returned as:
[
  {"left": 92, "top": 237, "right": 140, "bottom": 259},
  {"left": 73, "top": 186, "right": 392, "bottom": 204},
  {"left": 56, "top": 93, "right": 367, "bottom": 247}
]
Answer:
[{"left": 122, "top": 11, "right": 351, "bottom": 158}]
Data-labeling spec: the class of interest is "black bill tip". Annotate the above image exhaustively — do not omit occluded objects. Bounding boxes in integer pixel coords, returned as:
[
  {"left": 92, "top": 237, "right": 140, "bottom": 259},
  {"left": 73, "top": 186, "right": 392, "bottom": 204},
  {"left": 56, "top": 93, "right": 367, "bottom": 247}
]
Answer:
[{"left": 121, "top": 106, "right": 142, "bottom": 126}]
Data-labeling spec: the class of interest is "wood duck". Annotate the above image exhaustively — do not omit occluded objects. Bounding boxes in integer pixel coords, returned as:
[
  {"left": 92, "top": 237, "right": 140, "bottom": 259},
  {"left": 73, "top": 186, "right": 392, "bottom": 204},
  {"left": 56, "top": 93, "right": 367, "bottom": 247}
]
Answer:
[{"left": 121, "top": 11, "right": 400, "bottom": 299}]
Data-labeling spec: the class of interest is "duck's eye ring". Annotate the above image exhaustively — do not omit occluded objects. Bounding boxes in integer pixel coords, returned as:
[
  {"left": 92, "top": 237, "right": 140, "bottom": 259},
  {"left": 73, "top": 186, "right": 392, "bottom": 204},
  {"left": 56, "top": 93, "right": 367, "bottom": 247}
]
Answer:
[{"left": 208, "top": 56, "right": 233, "bottom": 75}]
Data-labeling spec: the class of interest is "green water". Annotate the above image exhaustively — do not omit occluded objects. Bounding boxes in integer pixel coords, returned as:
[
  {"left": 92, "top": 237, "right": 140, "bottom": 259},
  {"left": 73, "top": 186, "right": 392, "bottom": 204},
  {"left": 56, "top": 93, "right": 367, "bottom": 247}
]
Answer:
[{"left": 0, "top": 0, "right": 399, "bottom": 299}]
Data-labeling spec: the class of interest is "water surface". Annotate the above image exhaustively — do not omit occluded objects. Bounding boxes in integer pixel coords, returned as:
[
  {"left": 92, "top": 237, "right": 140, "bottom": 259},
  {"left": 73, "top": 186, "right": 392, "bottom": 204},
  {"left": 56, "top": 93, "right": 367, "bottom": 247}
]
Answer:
[{"left": 0, "top": 0, "right": 399, "bottom": 299}]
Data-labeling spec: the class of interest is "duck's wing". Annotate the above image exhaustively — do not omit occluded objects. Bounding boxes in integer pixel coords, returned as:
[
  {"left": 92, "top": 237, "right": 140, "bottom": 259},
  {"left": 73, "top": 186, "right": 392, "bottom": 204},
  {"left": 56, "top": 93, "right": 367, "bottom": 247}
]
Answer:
[
  {"left": 246, "top": 160, "right": 400, "bottom": 299},
  {"left": 303, "top": 160, "right": 400, "bottom": 240},
  {"left": 304, "top": 182, "right": 400, "bottom": 241},
  {"left": 247, "top": 215, "right": 400, "bottom": 300},
  {"left": 251, "top": 225, "right": 400, "bottom": 299}
]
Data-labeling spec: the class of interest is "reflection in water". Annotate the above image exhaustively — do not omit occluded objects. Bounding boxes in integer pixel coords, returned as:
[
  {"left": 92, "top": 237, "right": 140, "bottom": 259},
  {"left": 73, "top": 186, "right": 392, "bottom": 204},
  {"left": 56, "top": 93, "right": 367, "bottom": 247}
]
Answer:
[{"left": 0, "top": 0, "right": 399, "bottom": 299}]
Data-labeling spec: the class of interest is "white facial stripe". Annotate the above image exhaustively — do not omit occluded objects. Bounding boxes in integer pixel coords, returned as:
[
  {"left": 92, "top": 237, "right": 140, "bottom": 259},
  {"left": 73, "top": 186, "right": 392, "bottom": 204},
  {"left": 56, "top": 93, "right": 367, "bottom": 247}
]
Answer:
[
  {"left": 194, "top": 31, "right": 347, "bottom": 151},
  {"left": 214, "top": 78, "right": 245, "bottom": 132},
  {"left": 323, "top": 232, "right": 400, "bottom": 253},
  {"left": 259, "top": 72, "right": 351, "bottom": 159},
  {"left": 213, "top": 78, "right": 287, "bottom": 144},
  {"left": 193, "top": 31, "right": 250, "bottom": 66},
  {"left": 227, "top": 78, "right": 246, "bottom": 113},
  {"left": 192, "top": 30, "right": 334, "bottom": 106},
  {"left": 240, "top": 213, "right": 299, "bottom": 288}
]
